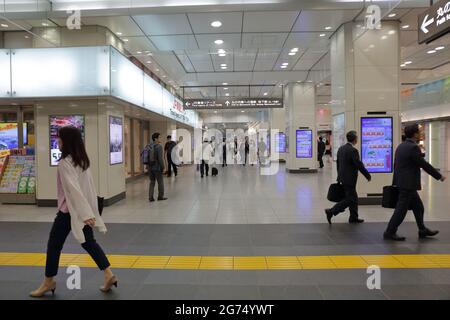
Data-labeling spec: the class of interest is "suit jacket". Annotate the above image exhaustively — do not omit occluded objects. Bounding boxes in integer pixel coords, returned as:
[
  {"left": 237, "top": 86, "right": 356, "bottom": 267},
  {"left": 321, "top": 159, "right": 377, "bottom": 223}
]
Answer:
[
  {"left": 393, "top": 138, "right": 441, "bottom": 190},
  {"left": 336, "top": 143, "right": 371, "bottom": 187},
  {"left": 318, "top": 141, "right": 326, "bottom": 157}
]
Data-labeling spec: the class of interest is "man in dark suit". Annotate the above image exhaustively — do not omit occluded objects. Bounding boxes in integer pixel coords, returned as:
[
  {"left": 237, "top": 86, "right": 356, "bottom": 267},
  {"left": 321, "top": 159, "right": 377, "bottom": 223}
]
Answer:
[
  {"left": 325, "top": 131, "right": 371, "bottom": 224},
  {"left": 318, "top": 137, "right": 326, "bottom": 168},
  {"left": 384, "top": 124, "right": 446, "bottom": 241}
]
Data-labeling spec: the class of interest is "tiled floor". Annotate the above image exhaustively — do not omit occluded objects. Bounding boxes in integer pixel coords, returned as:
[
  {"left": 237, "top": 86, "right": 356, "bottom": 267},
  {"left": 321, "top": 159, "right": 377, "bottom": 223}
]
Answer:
[{"left": 0, "top": 160, "right": 449, "bottom": 225}]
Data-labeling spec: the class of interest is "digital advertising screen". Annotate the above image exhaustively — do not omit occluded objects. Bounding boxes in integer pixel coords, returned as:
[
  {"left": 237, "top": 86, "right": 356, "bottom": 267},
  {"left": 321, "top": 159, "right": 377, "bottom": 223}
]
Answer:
[
  {"left": 275, "top": 132, "right": 286, "bottom": 153},
  {"left": 296, "top": 130, "right": 313, "bottom": 158},
  {"left": 49, "top": 115, "right": 85, "bottom": 166},
  {"left": 109, "top": 116, "right": 123, "bottom": 165},
  {"left": 361, "top": 117, "right": 393, "bottom": 173},
  {"left": 0, "top": 123, "right": 28, "bottom": 150}
]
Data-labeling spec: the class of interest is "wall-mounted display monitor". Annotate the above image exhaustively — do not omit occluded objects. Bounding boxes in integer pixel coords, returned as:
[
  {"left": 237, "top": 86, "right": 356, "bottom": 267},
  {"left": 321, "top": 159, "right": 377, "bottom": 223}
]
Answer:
[
  {"left": 296, "top": 129, "right": 313, "bottom": 158},
  {"left": 361, "top": 117, "right": 393, "bottom": 173},
  {"left": 0, "top": 123, "right": 28, "bottom": 150},
  {"left": 275, "top": 132, "right": 286, "bottom": 153},
  {"left": 49, "top": 115, "right": 85, "bottom": 166},
  {"left": 109, "top": 116, "right": 123, "bottom": 165}
]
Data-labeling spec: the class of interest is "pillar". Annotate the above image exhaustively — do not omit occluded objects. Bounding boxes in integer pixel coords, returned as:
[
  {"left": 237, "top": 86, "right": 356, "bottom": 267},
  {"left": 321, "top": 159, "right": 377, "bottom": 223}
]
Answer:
[
  {"left": 330, "top": 21, "right": 401, "bottom": 202},
  {"left": 285, "top": 82, "right": 317, "bottom": 173}
]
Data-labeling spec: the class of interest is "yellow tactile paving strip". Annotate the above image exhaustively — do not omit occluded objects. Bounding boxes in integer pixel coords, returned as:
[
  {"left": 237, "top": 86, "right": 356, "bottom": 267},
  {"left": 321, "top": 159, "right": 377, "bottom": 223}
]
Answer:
[{"left": 0, "top": 252, "right": 450, "bottom": 270}]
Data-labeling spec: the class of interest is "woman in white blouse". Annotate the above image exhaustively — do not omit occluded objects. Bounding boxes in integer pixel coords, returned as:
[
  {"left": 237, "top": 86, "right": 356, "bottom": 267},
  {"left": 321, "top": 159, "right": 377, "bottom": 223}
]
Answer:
[{"left": 30, "top": 126, "right": 117, "bottom": 298}]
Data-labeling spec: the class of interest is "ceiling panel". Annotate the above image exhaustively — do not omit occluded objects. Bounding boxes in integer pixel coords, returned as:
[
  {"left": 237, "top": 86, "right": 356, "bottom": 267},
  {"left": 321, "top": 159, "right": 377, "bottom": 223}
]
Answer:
[
  {"left": 243, "top": 11, "right": 299, "bottom": 33},
  {"left": 293, "top": 10, "right": 360, "bottom": 32},
  {"left": 285, "top": 32, "right": 331, "bottom": 50},
  {"left": 174, "top": 52, "right": 196, "bottom": 73},
  {"left": 399, "top": 8, "right": 427, "bottom": 31},
  {"left": 150, "top": 34, "right": 198, "bottom": 51},
  {"left": 187, "top": 51, "right": 214, "bottom": 72},
  {"left": 253, "top": 49, "right": 280, "bottom": 71},
  {"left": 293, "top": 59, "right": 317, "bottom": 70},
  {"left": 195, "top": 33, "right": 241, "bottom": 50},
  {"left": 273, "top": 48, "right": 305, "bottom": 71},
  {"left": 234, "top": 49, "right": 258, "bottom": 71},
  {"left": 301, "top": 49, "right": 328, "bottom": 61},
  {"left": 133, "top": 14, "right": 192, "bottom": 35},
  {"left": 210, "top": 49, "right": 234, "bottom": 72},
  {"left": 187, "top": 12, "right": 243, "bottom": 34},
  {"left": 121, "top": 36, "right": 157, "bottom": 54},
  {"left": 241, "top": 33, "right": 288, "bottom": 49},
  {"left": 82, "top": 15, "right": 144, "bottom": 37}
]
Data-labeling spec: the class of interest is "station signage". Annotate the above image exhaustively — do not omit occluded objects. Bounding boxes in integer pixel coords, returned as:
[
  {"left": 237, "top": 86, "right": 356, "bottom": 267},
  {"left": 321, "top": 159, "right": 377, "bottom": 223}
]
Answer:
[
  {"left": 418, "top": 0, "right": 450, "bottom": 44},
  {"left": 184, "top": 98, "right": 283, "bottom": 110}
]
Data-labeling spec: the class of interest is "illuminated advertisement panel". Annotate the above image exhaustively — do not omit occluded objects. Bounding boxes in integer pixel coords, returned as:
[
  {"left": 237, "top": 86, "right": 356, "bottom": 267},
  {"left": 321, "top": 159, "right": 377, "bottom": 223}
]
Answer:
[
  {"left": 296, "top": 130, "right": 312, "bottom": 158},
  {"left": 361, "top": 117, "right": 393, "bottom": 173},
  {"left": 109, "top": 116, "right": 123, "bottom": 165},
  {"left": 49, "top": 115, "right": 85, "bottom": 166}
]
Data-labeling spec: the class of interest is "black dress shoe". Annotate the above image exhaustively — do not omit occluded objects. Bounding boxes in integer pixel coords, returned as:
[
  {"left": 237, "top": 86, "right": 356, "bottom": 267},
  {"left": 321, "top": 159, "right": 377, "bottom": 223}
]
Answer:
[
  {"left": 149, "top": 198, "right": 155, "bottom": 202},
  {"left": 325, "top": 209, "right": 333, "bottom": 225},
  {"left": 383, "top": 232, "right": 406, "bottom": 241},
  {"left": 349, "top": 218, "right": 364, "bottom": 224},
  {"left": 157, "top": 197, "right": 168, "bottom": 201},
  {"left": 419, "top": 228, "right": 439, "bottom": 239}
]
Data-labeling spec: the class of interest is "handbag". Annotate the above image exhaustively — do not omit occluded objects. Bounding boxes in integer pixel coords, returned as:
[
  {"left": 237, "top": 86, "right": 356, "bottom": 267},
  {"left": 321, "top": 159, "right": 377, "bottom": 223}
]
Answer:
[
  {"left": 327, "top": 182, "right": 345, "bottom": 202},
  {"left": 97, "top": 196, "right": 104, "bottom": 216},
  {"left": 382, "top": 185, "right": 398, "bottom": 209}
]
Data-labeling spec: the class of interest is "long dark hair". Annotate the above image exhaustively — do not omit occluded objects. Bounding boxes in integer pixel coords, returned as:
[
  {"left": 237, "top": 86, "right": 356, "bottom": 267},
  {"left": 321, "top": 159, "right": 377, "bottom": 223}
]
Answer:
[{"left": 58, "top": 126, "right": 90, "bottom": 171}]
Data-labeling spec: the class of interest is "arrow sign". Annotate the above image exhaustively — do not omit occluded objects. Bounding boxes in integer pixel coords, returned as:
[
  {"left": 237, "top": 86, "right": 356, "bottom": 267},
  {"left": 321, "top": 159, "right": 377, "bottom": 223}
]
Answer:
[
  {"left": 421, "top": 14, "right": 434, "bottom": 34},
  {"left": 225, "top": 100, "right": 230, "bottom": 106}
]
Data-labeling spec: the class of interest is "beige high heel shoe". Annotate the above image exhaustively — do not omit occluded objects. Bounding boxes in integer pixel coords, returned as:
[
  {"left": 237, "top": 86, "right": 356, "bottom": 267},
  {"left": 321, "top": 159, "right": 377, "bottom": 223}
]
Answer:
[
  {"left": 100, "top": 275, "right": 118, "bottom": 293},
  {"left": 30, "top": 281, "right": 56, "bottom": 298}
]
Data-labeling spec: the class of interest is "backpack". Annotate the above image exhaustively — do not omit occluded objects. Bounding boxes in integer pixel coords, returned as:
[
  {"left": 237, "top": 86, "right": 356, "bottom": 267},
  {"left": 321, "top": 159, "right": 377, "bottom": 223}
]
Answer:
[{"left": 141, "top": 144, "right": 156, "bottom": 166}]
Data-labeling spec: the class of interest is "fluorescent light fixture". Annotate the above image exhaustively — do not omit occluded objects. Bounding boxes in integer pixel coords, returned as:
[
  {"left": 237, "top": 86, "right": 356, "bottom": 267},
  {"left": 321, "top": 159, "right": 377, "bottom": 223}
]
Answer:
[
  {"left": 427, "top": 50, "right": 436, "bottom": 54},
  {"left": 388, "top": 30, "right": 396, "bottom": 35},
  {"left": 214, "top": 39, "right": 224, "bottom": 45},
  {"left": 146, "top": 61, "right": 151, "bottom": 63},
  {"left": 222, "top": 82, "right": 228, "bottom": 85},
  {"left": 225, "top": 93, "right": 230, "bottom": 96},
  {"left": 319, "top": 33, "right": 326, "bottom": 37},
  {"left": 219, "top": 53, "right": 226, "bottom": 57},
  {"left": 137, "top": 51, "right": 142, "bottom": 54},
  {"left": 404, "top": 61, "right": 412, "bottom": 65},
  {"left": 436, "top": 46, "right": 445, "bottom": 50},
  {"left": 116, "top": 32, "right": 122, "bottom": 36},
  {"left": 220, "top": 63, "right": 227, "bottom": 67},
  {"left": 381, "top": 35, "right": 388, "bottom": 40},
  {"left": 291, "top": 48, "right": 299, "bottom": 52},
  {"left": 241, "top": 110, "right": 245, "bottom": 113},
  {"left": 1, "top": 24, "right": 8, "bottom": 28},
  {"left": 42, "top": 22, "right": 49, "bottom": 26},
  {"left": 162, "top": 75, "right": 167, "bottom": 78},
  {"left": 221, "top": 66, "right": 227, "bottom": 69},
  {"left": 288, "top": 52, "right": 296, "bottom": 56},
  {"left": 224, "top": 87, "right": 228, "bottom": 90},
  {"left": 218, "top": 49, "right": 226, "bottom": 54},
  {"left": 281, "top": 65, "right": 287, "bottom": 69},
  {"left": 282, "top": 62, "right": 289, "bottom": 66},
  {"left": 388, "top": 13, "right": 396, "bottom": 18},
  {"left": 263, "top": 92, "right": 268, "bottom": 96},
  {"left": 211, "top": 21, "right": 222, "bottom": 28},
  {"left": 325, "top": 26, "right": 332, "bottom": 30},
  {"left": 123, "top": 38, "right": 129, "bottom": 42},
  {"left": 401, "top": 25, "right": 409, "bottom": 29}
]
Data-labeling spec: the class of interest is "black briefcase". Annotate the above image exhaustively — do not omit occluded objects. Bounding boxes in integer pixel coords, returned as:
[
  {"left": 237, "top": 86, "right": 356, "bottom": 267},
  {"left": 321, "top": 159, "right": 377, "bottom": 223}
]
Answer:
[
  {"left": 382, "top": 185, "right": 398, "bottom": 209},
  {"left": 97, "top": 196, "right": 104, "bottom": 216},
  {"left": 327, "top": 183, "right": 345, "bottom": 202}
]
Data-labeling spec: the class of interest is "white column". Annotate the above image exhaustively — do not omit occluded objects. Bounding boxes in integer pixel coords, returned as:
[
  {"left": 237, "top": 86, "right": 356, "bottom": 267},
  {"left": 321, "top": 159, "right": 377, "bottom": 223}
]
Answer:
[
  {"left": 331, "top": 21, "right": 401, "bottom": 202},
  {"left": 285, "top": 82, "right": 317, "bottom": 173}
]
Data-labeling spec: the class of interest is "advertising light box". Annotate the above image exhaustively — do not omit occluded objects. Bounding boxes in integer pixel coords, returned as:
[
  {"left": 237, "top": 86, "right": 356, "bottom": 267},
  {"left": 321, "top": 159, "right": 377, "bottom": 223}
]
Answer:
[
  {"left": 49, "top": 115, "right": 85, "bottom": 166},
  {"left": 361, "top": 117, "right": 393, "bottom": 173},
  {"left": 296, "top": 130, "right": 313, "bottom": 158},
  {"left": 0, "top": 123, "right": 27, "bottom": 150},
  {"left": 109, "top": 116, "right": 123, "bottom": 165},
  {"left": 275, "top": 132, "right": 286, "bottom": 153}
]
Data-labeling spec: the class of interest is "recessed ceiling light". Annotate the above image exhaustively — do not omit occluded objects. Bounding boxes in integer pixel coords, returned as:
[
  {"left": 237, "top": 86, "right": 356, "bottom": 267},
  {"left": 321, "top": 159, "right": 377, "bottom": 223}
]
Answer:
[
  {"left": 219, "top": 53, "right": 226, "bottom": 57},
  {"left": 225, "top": 93, "right": 230, "bottom": 96},
  {"left": 137, "top": 51, "right": 142, "bottom": 54},
  {"left": 116, "top": 32, "right": 122, "bottom": 36},
  {"left": 263, "top": 92, "right": 268, "bottom": 96},
  {"left": 42, "top": 22, "right": 49, "bottom": 26},
  {"left": 156, "top": 68, "right": 160, "bottom": 71},
  {"left": 147, "top": 61, "right": 152, "bottom": 63},
  {"left": 218, "top": 49, "right": 226, "bottom": 54},
  {"left": 220, "top": 63, "right": 227, "bottom": 67},
  {"left": 400, "top": 64, "right": 406, "bottom": 67},
  {"left": 436, "top": 46, "right": 445, "bottom": 50},
  {"left": 404, "top": 61, "right": 412, "bottom": 65},
  {"left": 282, "top": 62, "right": 289, "bottom": 66},
  {"left": 319, "top": 33, "right": 326, "bottom": 37},
  {"left": 427, "top": 50, "right": 436, "bottom": 54},
  {"left": 388, "top": 30, "right": 396, "bottom": 35},
  {"left": 401, "top": 25, "right": 409, "bottom": 29},
  {"left": 224, "top": 87, "right": 228, "bottom": 90},
  {"left": 214, "top": 39, "right": 224, "bottom": 45},
  {"left": 291, "top": 48, "right": 299, "bottom": 52},
  {"left": 214, "top": 111, "right": 218, "bottom": 113},
  {"left": 288, "top": 52, "right": 296, "bottom": 56},
  {"left": 381, "top": 35, "right": 388, "bottom": 40},
  {"left": 1, "top": 24, "right": 8, "bottom": 28},
  {"left": 388, "top": 13, "right": 396, "bottom": 18},
  {"left": 281, "top": 65, "right": 287, "bottom": 69},
  {"left": 211, "top": 21, "right": 222, "bottom": 28},
  {"left": 162, "top": 75, "right": 167, "bottom": 78},
  {"left": 24, "top": 35, "right": 29, "bottom": 39},
  {"left": 241, "top": 110, "right": 245, "bottom": 113},
  {"left": 123, "top": 38, "right": 129, "bottom": 42},
  {"left": 325, "top": 26, "right": 332, "bottom": 30},
  {"left": 221, "top": 66, "right": 227, "bottom": 69},
  {"left": 222, "top": 82, "right": 228, "bottom": 85}
]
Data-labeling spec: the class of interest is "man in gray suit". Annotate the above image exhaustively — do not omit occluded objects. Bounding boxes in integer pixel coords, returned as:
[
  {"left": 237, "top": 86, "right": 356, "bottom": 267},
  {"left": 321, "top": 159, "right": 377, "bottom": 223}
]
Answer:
[
  {"left": 148, "top": 132, "right": 167, "bottom": 202},
  {"left": 384, "top": 124, "right": 446, "bottom": 241},
  {"left": 325, "top": 130, "right": 371, "bottom": 224}
]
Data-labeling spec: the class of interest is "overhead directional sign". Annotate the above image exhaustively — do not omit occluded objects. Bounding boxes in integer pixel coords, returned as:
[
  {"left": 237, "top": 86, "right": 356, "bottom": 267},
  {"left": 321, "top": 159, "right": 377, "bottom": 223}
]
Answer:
[
  {"left": 418, "top": 0, "right": 450, "bottom": 44},
  {"left": 184, "top": 98, "right": 283, "bottom": 110}
]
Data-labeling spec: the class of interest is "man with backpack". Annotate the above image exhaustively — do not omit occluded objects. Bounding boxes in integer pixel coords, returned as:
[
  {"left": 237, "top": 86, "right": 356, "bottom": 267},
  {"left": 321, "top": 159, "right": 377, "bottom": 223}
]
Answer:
[{"left": 143, "top": 132, "right": 167, "bottom": 202}]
